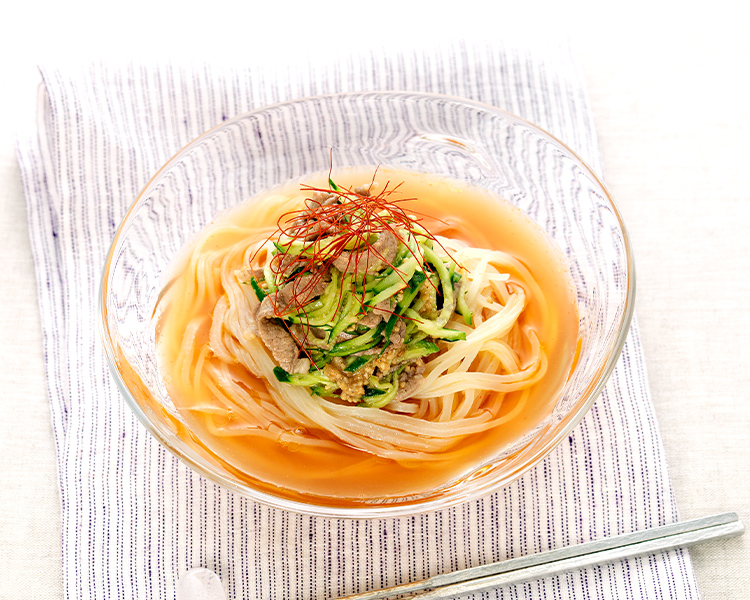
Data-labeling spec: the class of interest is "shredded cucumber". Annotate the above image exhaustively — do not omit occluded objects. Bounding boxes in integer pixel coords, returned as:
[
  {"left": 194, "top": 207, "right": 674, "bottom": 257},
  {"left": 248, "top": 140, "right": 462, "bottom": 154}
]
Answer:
[{"left": 253, "top": 194, "right": 473, "bottom": 407}]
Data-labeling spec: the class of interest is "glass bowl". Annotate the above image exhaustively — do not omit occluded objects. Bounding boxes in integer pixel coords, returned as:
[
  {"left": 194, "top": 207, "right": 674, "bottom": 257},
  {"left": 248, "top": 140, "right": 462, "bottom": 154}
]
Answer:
[{"left": 100, "top": 92, "right": 634, "bottom": 518}]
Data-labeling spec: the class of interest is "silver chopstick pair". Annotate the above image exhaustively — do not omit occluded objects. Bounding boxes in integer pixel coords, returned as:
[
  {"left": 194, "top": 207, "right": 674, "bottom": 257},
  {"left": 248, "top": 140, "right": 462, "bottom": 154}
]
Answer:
[{"left": 337, "top": 512, "right": 744, "bottom": 600}]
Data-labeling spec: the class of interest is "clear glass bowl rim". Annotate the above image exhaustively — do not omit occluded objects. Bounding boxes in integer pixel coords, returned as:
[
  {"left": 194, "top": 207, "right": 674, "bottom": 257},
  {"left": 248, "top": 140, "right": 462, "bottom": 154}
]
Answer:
[{"left": 99, "top": 90, "right": 636, "bottom": 518}]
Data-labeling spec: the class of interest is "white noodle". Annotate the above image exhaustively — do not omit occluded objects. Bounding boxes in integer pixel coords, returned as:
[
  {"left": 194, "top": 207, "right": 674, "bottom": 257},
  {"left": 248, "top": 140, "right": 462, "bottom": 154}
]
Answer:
[{"left": 159, "top": 227, "right": 551, "bottom": 461}]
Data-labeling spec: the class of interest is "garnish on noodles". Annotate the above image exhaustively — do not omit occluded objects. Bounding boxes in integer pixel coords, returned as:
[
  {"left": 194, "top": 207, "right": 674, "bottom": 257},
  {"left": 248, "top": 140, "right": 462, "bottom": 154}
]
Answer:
[{"left": 246, "top": 175, "right": 474, "bottom": 406}]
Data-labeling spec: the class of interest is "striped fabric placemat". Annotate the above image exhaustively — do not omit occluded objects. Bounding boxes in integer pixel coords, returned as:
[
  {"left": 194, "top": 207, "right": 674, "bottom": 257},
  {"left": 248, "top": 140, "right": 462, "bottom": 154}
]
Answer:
[{"left": 16, "top": 42, "right": 700, "bottom": 599}]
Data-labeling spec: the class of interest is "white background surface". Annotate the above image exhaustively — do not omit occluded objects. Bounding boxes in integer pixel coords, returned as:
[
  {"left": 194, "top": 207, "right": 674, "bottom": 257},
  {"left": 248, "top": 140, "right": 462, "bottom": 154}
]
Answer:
[{"left": 1, "top": 1, "right": 748, "bottom": 598}]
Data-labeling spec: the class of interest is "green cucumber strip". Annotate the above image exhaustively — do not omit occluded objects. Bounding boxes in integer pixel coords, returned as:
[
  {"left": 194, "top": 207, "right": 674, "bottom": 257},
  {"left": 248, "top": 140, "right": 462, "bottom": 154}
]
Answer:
[
  {"left": 359, "top": 373, "right": 399, "bottom": 408},
  {"left": 395, "top": 270, "right": 428, "bottom": 319},
  {"left": 372, "top": 256, "right": 420, "bottom": 293},
  {"left": 273, "top": 366, "right": 291, "bottom": 383},
  {"left": 455, "top": 281, "right": 473, "bottom": 326},
  {"left": 419, "top": 275, "right": 439, "bottom": 319},
  {"left": 307, "top": 350, "right": 331, "bottom": 367},
  {"left": 383, "top": 313, "right": 400, "bottom": 340},
  {"left": 263, "top": 260, "right": 278, "bottom": 293},
  {"left": 274, "top": 237, "right": 343, "bottom": 259},
  {"left": 410, "top": 297, "right": 426, "bottom": 314},
  {"left": 362, "top": 268, "right": 394, "bottom": 294},
  {"left": 406, "top": 330, "right": 429, "bottom": 345},
  {"left": 275, "top": 233, "right": 373, "bottom": 260},
  {"left": 328, "top": 287, "right": 360, "bottom": 342},
  {"left": 344, "top": 355, "right": 372, "bottom": 373},
  {"left": 390, "top": 240, "right": 411, "bottom": 268},
  {"left": 368, "top": 280, "right": 408, "bottom": 308},
  {"left": 400, "top": 340, "right": 440, "bottom": 362},
  {"left": 408, "top": 269, "right": 427, "bottom": 291},
  {"left": 329, "top": 321, "right": 385, "bottom": 357},
  {"left": 423, "top": 247, "right": 455, "bottom": 327},
  {"left": 362, "top": 388, "right": 386, "bottom": 398},
  {"left": 273, "top": 366, "right": 334, "bottom": 387},
  {"left": 249, "top": 277, "right": 267, "bottom": 301},
  {"left": 430, "top": 327, "right": 465, "bottom": 342},
  {"left": 404, "top": 320, "right": 420, "bottom": 340},
  {"left": 298, "top": 333, "right": 329, "bottom": 350},
  {"left": 284, "top": 271, "right": 341, "bottom": 326},
  {"left": 402, "top": 308, "right": 467, "bottom": 341}
]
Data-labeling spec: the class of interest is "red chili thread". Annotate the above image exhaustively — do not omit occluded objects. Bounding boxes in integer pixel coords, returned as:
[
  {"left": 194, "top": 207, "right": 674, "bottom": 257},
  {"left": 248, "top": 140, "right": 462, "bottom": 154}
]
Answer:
[{"left": 249, "top": 170, "right": 461, "bottom": 365}]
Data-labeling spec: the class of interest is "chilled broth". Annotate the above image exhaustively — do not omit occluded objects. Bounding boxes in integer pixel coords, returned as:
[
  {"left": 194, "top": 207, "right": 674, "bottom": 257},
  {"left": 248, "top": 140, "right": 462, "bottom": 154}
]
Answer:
[{"left": 156, "top": 167, "right": 579, "bottom": 503}]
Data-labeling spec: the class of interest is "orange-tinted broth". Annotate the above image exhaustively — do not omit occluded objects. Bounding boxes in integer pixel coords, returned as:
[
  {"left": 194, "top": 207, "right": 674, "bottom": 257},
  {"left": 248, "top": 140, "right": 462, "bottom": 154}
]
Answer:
[{"left": 157, "top": 168, "right": 579, "bottom": 503}]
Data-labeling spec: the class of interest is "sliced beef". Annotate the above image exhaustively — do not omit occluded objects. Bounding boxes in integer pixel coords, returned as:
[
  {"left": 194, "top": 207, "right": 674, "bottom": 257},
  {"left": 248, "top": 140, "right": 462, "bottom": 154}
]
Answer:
[
  {"left": 358, "top": 298, "right": 394, "bottom": 328},
  {"left": 290, "top": 323, "right": 330, "bottom": 350},
  {"left": 255, "top": 273, "right": 330, "bottom": 373},
  {"left": 287, "top": 193, "right": 339, "bottom": 241},
  {"left": 354, "top": 184, "right": 374, "bottom": 196},
  {"left": 332, "top": 230, "right": 399, "bottom": 275},
  {"left": 255, "top": 316, "right": 302, "bottom": 373},
  {"left": 394, "top": 358, "right": 425, "bottom": 401},
  {"left": 257, "top": 273, "right": 331, "bottom": 320},
  {"left": 308, "top": 191, "right": 337, "bottom": 208}
]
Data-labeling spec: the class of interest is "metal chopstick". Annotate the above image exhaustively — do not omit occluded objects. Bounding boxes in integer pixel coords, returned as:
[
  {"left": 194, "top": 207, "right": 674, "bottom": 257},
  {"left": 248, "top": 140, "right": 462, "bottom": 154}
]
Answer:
[{"left": 337, "top": 512, "right": 744, "bottom": 600}]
